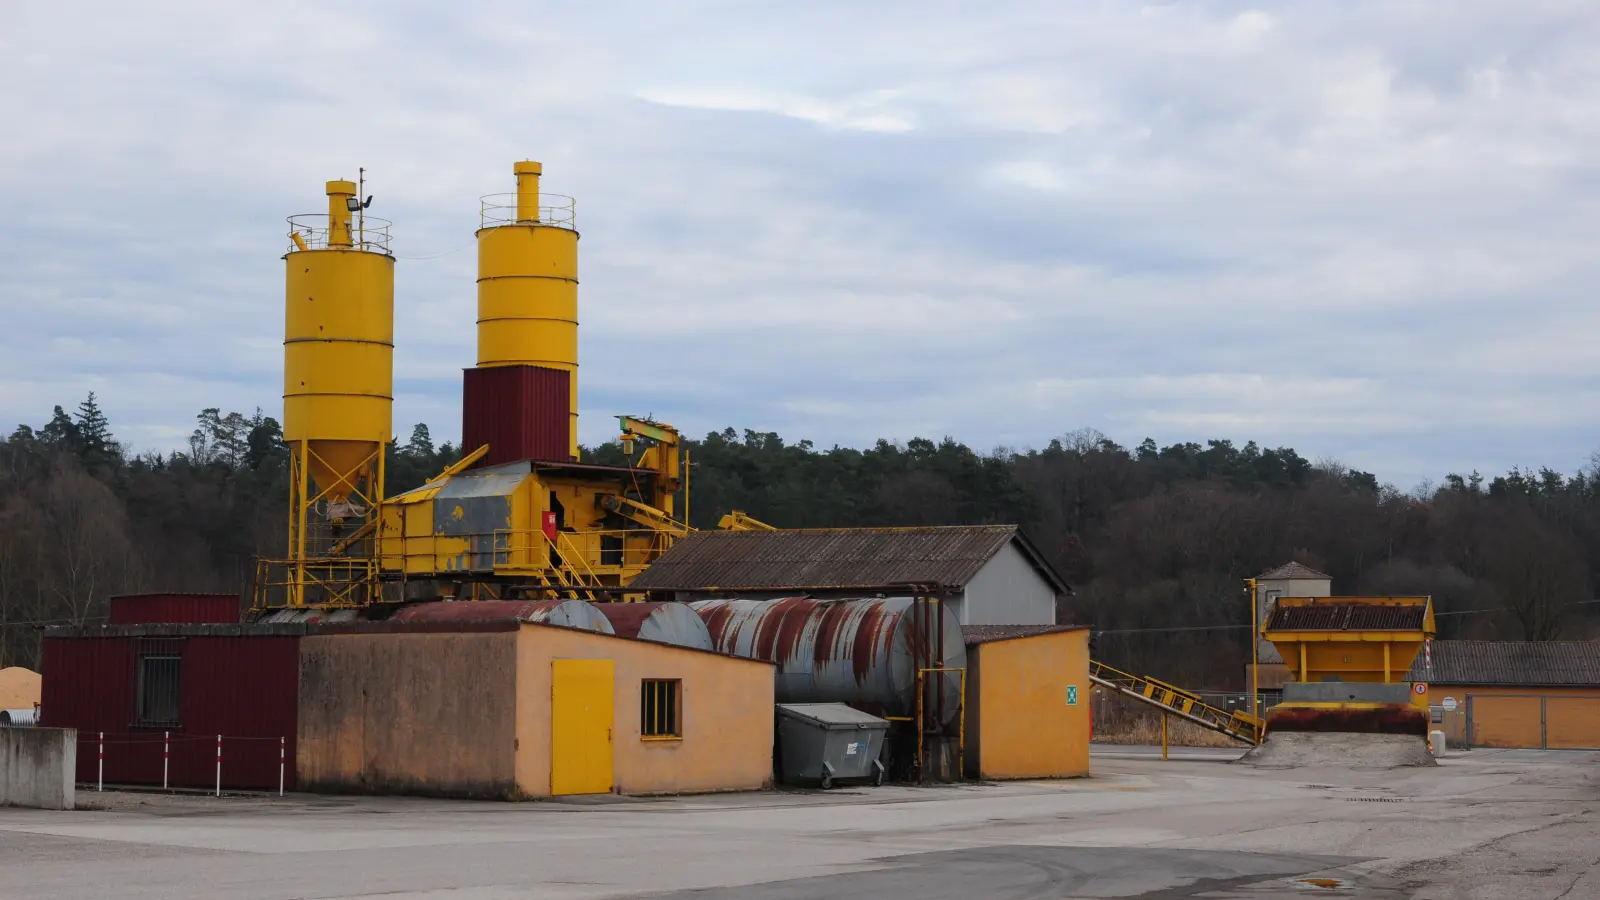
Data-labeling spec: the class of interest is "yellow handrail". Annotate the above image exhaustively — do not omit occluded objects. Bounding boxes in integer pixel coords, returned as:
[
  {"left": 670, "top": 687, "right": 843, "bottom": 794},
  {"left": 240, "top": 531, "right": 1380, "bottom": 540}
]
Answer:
[{"left": 1088, "top": 659, "right": 1264, "bottom": 745}]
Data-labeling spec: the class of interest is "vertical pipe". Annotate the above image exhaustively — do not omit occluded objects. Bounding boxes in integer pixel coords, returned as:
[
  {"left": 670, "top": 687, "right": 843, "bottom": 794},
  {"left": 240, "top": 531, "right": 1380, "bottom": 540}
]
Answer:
[
  {"left": 958, "top": 668, "right": 966, "bottom": 781},
  {"left": 1247, "top": 579, "right": 1258, "bottom": 719},
  {"left": 163, "top": 732, "right": 169, "bottom": 791},
  {"left": 1299, "top": 643, "right": 1307, "bottom": 683},
  {"left": 1383, "top": 643, "right": 1391, "bottom": 683},
  {"left": 97, "top": 732, "right": 103, "bottom": 792},
  {"left": 914, "top": 669, "right": 924, "bottom": 784},
  {"left": 325, "top": 180, "right": 355, "bottom": 248},
  {"left": 1161, "top": 714, "right": 1169, "bottom": 761},
  {"left": 215, "top": 735, "right": 221, "bottom": 797},
  {"left": 279, "top": 737, "right": 285, "bottom": 796},
  {"left": 515, "top": 161, "right": 542, "bottom": 222}
]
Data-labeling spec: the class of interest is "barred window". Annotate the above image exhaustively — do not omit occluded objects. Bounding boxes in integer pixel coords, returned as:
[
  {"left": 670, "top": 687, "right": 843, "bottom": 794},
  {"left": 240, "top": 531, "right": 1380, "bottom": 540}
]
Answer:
[
  {"left": 641, "top": 679, "right": 681, "bottom": 739},
  {"left": 136, "top": 655, "right": 181, "bottom": 727}
]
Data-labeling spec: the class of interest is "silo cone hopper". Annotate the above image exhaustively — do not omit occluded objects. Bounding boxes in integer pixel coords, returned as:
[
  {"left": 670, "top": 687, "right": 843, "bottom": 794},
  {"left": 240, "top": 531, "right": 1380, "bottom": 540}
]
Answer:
[{"left": 1246, "top": 596, "right": 1436, "bottom": 766}]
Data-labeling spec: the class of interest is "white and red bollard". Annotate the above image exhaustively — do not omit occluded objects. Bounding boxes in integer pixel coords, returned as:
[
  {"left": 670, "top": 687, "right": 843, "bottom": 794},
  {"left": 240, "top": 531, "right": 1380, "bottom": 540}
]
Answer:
[
  {"left": 97, "top": 732, "right": 103, "bottom": 792},
  {"left": 214, "top": 735, "right": 221, "bottom": 797},
  {"left": 278, "top": 736, "right": 285, "bottom": 797},
  {"left": 162, "top": 732, "right": 170, "bottom": 791}
]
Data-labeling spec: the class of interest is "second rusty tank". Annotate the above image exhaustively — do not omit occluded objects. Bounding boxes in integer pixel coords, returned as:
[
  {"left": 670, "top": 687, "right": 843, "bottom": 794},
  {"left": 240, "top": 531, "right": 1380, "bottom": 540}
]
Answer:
[
  {"left": 595, "top": 602, "right": 713, "bottom": 650},
  {"left": 391, "top": 599, "right": 615, "bottom": 633},
  {"left": 689, "top": 596, "right": 965, "bottom": 723}
]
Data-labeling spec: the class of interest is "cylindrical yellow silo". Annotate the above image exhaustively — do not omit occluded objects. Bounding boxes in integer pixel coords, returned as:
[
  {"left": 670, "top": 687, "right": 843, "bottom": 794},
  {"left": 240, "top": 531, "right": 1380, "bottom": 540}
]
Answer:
[
  {"left": 476, "top": 161, "right": 580, "bottom": 457},
  {"left": 283, "top": 179, "right": 394, "bottom": 575}
]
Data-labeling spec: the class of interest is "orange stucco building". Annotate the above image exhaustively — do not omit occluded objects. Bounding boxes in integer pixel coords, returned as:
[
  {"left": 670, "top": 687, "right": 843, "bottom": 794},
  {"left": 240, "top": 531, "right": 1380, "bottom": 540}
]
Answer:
[
  {"left": 962, "top": 625, "right": 1091, "bottom": 780},
  {"left": 297, "top": 620, "right": 776, "bottom": 798}
]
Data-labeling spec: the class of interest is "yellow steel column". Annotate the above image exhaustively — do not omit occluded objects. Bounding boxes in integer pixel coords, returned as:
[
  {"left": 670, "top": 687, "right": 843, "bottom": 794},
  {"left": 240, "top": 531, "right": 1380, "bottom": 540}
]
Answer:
[
  {"left": 1161, "top": 714, "right": 1169, "bottom": 761},
  {"left": 1383, "top": 643, "right": 1391, "bottom": 683},
  {"left": 1247, "top": 579, "right": 1258, "bottom": 718},
  {"left": 1299, "top": 643, "right": 1308, "bottom": 682}
]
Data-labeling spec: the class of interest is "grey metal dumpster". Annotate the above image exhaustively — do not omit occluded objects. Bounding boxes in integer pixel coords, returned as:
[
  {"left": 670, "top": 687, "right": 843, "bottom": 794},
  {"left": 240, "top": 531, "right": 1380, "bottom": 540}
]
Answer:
[{"left": 775, "top": 703, "right": 889, "bottom": 789}]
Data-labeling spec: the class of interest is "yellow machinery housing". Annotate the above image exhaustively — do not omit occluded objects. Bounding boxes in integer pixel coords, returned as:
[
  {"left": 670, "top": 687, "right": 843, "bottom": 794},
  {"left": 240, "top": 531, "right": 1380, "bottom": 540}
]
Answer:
[
  {"left": 262, "top": 179, "right": 395, "bottom": 607},
  {"left": 1259, "top": 595, "right": 1436, "bottom": 735},
  {"left": 1263, "top": 596, "right": 1435, "bottom": 686},
  {"left": 377, "top": 415, "right": 687, "bottom": 599}
]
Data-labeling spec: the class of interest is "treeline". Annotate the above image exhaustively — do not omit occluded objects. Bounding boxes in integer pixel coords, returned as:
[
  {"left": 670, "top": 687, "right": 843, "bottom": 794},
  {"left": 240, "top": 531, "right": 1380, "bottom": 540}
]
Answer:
[{"left": 1, "top": 398, "right": 1594, "bottom": 688}]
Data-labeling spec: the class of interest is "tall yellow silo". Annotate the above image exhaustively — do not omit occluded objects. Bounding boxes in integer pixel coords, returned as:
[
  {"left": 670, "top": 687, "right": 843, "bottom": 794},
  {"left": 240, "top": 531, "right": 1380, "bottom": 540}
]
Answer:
[
  {"left": 475, "top": 161, "right": 580, "bottom": 458},
  {"left": 282, "top": 179, "right": 394, "bottom": 606}
]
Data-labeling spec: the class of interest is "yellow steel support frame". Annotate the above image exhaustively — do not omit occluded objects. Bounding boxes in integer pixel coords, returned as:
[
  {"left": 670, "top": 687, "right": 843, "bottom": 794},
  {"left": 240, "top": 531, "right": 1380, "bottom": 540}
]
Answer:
[
  {"left": 1088, "top": 660, "right": 1264, "bottom": 746},
  {"left": 261, "top": 439, "right": 384, "bottom": 609}
]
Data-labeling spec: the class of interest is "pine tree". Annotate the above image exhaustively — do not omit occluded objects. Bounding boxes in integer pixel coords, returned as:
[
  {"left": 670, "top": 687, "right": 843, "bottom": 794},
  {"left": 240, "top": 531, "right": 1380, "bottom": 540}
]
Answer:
[{"left": 40, "top": 405, "right": 79, "bottom": 450}]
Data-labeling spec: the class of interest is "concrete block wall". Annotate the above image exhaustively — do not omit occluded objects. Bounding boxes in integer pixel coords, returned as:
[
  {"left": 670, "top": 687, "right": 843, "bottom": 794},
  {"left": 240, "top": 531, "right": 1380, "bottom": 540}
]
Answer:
[{"left": 1, "top": 727, "right": 76, "bottom": 810}]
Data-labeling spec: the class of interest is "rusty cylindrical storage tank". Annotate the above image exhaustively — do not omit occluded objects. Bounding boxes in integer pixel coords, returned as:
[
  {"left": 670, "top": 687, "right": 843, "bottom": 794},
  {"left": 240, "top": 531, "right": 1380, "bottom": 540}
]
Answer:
[
  {"left": 475, "top": 161, "right": 579, "bottom": 459},
  {"left": 690, "top": 597, "right": 965, "bottom": 723},
  {"left": 595, "top": 602, "right": 714, "bottom": 651},
  {"left": 391, "top": 599, "right": 615, "bottom": 634}
]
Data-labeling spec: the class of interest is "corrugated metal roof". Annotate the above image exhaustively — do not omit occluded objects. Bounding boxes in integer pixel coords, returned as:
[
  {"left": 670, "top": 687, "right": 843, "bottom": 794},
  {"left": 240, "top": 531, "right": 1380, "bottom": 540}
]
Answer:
[
  {"left": 963, "top": 624, "right": 1084, "bottom": 646},
  {"left": 1406, "top": 640, "right": 1600, "bottom": 686},
  {"left": 1257, "top": 561, "right": 1331, "bottom": 580},
  {"left": 628, "top": 526, "right": 1068, "bottom": 594},
  {"left": 1266, "top": 604, "right": 1427, "bottom": 631}
]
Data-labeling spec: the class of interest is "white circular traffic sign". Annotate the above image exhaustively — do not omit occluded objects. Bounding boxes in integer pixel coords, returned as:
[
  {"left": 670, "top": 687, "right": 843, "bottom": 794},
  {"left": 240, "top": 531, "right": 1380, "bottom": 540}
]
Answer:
[{"left": 1442, "top": 697, "right": 1458, "bottom": 711}]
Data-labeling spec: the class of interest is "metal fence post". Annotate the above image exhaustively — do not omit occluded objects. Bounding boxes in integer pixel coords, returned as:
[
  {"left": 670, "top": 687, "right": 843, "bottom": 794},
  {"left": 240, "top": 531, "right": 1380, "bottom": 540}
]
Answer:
[{"left": 214, "top": 735, "right": 221, "bottom": 797}]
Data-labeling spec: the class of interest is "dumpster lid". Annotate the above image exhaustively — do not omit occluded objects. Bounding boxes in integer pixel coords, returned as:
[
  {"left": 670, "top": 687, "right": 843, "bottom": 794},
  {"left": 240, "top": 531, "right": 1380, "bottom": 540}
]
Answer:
[{"left": 776, "top": 703, "right": 889, "bottom": 729}]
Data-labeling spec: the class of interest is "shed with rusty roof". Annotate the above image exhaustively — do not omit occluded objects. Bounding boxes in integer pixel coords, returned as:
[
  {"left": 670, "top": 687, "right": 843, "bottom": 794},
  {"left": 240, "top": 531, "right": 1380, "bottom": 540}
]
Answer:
[{"left": 628, "top": 525, "right": 1068, "bottom": 627}]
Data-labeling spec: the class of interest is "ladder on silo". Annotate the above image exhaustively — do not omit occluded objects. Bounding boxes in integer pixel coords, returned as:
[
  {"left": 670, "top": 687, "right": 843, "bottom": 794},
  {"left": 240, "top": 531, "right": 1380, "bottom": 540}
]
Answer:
[{"left": 1089, "top": 660, "right": 1264, "bottom": 746}]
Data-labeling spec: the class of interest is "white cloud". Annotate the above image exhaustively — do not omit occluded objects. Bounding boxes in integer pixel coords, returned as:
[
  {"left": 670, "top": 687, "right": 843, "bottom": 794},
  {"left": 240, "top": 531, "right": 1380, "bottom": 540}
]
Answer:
[{"left": 0, "top": 1, "right": 1598, "bottom": 486}]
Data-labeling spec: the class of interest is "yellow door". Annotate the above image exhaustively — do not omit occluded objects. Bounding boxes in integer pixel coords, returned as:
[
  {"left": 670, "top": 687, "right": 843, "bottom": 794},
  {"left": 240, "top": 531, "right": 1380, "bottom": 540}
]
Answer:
[
  {"left": 1545, "top": 697, "right": 1600, "bottom": 749},
  {"left": 1470, "top": 695, "right": 1542, "bottom": 748},
  {"left": 551, "top": 659, "right": 614, "bottom": 795}
]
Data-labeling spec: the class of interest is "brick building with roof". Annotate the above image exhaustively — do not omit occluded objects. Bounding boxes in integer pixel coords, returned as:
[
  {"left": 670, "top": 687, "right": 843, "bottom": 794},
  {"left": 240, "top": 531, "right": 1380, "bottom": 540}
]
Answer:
[{"left": 1407, "top": 640, "right": 1600, "bottom": 750}]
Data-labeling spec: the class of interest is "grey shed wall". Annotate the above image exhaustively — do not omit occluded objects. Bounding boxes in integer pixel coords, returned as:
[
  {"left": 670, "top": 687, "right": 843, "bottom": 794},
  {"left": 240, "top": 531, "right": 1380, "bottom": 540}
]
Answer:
[{"left": 955, "top": 542, "right": 1056, "bottom": 626}]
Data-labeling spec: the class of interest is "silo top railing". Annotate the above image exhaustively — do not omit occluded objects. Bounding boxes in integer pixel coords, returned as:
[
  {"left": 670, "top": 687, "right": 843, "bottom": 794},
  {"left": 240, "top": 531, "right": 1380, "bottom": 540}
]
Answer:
[
  {"left": 479, "top": 193, "right": 577, "bottom": 229},
  {"left": 286, "top": 214, "right": 394, "bottom": 254}
]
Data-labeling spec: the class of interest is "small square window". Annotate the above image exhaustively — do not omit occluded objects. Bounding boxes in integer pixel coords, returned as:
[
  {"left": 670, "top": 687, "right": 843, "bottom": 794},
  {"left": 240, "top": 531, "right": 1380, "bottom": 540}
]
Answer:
[
  {"left": 641, "top": 679, "right": 681, "bottom": 739},
  {"left": 137, "top": 655, "right": 181, "bottom": 727}
]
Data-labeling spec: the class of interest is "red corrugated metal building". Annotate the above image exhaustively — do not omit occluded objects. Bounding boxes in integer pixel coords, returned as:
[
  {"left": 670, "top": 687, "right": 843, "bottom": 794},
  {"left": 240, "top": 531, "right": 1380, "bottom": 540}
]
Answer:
[
  {"left": 107, "top": 593, "right": 241, "bottom": 625},
  {"left": 41, "top": 624, "right": 301, "bottom": 790},
  {"left": 462, "top": 364, "right": 571, "bottom": 466}
]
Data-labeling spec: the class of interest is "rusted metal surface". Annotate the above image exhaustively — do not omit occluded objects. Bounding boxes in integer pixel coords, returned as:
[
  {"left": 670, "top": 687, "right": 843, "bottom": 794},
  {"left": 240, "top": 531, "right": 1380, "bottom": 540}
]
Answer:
[
  {"left": 462, "top": 364, "right": 570, "bottom": 466},
  {"left": 630, "top": 526, "right": 1067, "bottom": 595},
  {"left": 392, "top": 599, "right": 614, "bottom": 634},
  {"left": 108, "top": 593, "right": 241, "bottom": 625},
  {"left": 1266, "top": 604, "right": 1428, "bottom": 631},
  {"left": 1266, "top": 704, "right": 1428, "bottom": 736},
  {"left": 689, "top": 596, "right": 965, "bottom": 722},
  {"left": 595, "top": 602, "right": 713, "bottom": 650},
  {"left": 40, "top": 633, "right": 299, "bottom": 790}
]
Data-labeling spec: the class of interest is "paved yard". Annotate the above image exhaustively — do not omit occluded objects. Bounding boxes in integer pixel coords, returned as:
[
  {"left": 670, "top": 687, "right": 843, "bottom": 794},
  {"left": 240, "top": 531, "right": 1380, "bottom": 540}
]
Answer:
[{"left": 0, "top": 746, "right": 1593, "bottom": 899}]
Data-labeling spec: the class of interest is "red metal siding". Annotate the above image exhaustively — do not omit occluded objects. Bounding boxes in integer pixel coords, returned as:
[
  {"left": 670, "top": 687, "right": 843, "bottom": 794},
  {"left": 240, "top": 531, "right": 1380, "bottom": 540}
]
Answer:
[
  {"left": 40, "top": 635, "right": 298, "bottom": 790},
  {"left": 108, "top": 593, "right": 241, "bottom": 625},
  {"left": 462, "top": 364, "right": 571, "bottom": 466}
]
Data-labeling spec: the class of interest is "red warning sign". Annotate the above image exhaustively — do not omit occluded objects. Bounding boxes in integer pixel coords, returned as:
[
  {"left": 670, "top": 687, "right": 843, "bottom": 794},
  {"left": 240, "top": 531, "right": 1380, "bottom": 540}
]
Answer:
[{"left": 1413, "top": 682, "right": 1428, "bottom": 695}]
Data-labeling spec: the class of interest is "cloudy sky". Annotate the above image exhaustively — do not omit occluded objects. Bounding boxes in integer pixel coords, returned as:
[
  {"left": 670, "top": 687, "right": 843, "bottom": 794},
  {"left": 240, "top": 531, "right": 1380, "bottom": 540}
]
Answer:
[{"left": 2, "top": 1, "right": 1597, "bottom": 487}]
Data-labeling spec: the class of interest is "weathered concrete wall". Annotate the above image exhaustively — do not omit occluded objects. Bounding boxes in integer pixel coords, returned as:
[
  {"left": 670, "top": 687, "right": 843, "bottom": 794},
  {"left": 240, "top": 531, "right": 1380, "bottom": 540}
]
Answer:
[
  {"left": 298, "top": 632, "right": 518, "bottom": 799},
  {"left": 515, "top": 625, "right": 775, "bottom": 797},
  {"left": 1, "top": 727, "right": 75, "bottom": 810}
]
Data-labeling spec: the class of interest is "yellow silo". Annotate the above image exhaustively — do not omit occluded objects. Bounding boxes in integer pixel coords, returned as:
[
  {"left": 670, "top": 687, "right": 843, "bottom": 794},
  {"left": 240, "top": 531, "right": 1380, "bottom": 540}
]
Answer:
[
  {"left": 476, "top": 161, "right": 580, "bottom": 457},
  {"left": 282, "top": 179, "right": 394, "bottom": 605}
]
